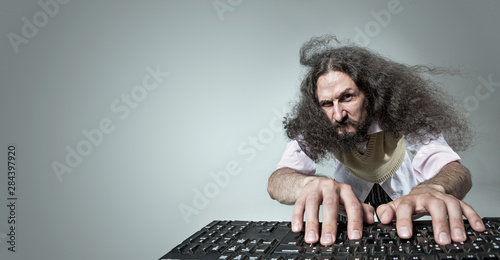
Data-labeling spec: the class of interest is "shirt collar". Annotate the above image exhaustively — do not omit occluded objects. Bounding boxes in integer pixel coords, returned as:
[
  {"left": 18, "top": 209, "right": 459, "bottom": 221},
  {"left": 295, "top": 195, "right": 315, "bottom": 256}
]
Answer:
[{"left": 367, "top": 121, "right": 383, "bottom": 135}]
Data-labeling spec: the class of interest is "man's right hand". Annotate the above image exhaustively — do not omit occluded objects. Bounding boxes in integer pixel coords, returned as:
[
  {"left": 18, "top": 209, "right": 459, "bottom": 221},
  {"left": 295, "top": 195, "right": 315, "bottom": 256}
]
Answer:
[{"left": 291, "top": 176, "right": 375, "bottom": 245}]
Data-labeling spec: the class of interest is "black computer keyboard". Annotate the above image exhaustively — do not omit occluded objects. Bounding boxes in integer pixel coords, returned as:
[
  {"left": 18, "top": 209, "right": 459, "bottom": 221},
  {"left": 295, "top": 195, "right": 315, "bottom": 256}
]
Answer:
[{"left": 159, "top": 218, "right": 500, "bottom": 260}]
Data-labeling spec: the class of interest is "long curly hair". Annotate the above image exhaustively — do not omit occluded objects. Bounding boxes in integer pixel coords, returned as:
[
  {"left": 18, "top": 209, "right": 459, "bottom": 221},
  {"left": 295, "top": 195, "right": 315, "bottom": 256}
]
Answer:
[{"left": 284, "top": 35, "right": 473, "bottom": 162}]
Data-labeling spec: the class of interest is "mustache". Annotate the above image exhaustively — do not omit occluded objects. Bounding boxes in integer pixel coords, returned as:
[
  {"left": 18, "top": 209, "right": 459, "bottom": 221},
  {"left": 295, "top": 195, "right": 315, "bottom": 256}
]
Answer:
[{"left": 332, "top": 117, "right": 361, "bottom": 129}]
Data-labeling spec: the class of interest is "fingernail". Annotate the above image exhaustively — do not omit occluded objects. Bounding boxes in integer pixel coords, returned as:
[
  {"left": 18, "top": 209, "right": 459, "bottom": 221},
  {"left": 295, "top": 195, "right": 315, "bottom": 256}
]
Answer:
[
  {"left": 476, "top": 220, "right": 485, "bottom": 230},
  {"left": 306, "top": 231, "right": 317, "bottom": 243},
  {"left": 439, "top": 232, "right": 451, "bottom": 244},
  {"left": 454, "top": 228, "right": 466, "bottom": 240},
  {"left": 399, "top": 227, "right": 410, "bottom": 238},
  {"left": 351, "top": 230, "right": 362, "bottom": 240},
  {"left": 322, "top": 234, "right": 333, "bottom": 244},
  {"left": 292, "top": 222, "right": 300, "bottom": 232}
]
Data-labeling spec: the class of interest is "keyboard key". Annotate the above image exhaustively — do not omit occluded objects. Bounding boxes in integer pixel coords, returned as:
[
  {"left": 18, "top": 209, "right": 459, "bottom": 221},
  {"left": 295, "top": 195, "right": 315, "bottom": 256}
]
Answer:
[
  {"left": 281, "top": 232, "right": 303, "bottom": 246},
  {"left": 445, "top": 243, "right": 465, "bottom": 253},
  {"left": 477, "top": 252, "right": 500, "bottom": 260},
  {"left": 426, "top": 244, "right": 446, "bottom": 254},
  {"left": 364, "top": 237, "right": 376, "bottom": 245},
  {"left": 438, "top": 253, "right": 457, "bottom": 260},
  {"left": 247, "top": 256, "right": 265, "bottom": 260},
  {"left": 349, "top": 239, "right": 363, "bottom": 246},
  {"left": 209, "top": 244, "right": 227, "bottom": 254},
  {"left": 304, "top": 245, "right": 322, "bottom": 254},
  {"left": 321, "top": 245, "right": 335, "bottom": 254},
  {"left": 337, "top": 246, "right": 357, "bottom": 256},
  {"left": 225, "top": 245, "right": 242, "bottom": 254},
  {"left": 240, "top": 245, "right": 256, "bottom": 254},
  {"left": 261, "top": 239, "right": 279, "bottom": 246},
  {"left": 275, "top": 256, "right": 301, "bottom": 260},
  {"left": 458, "top": 253, "right": 479, "bottom": 260},
  {"left": 483, "top": 242, "right": 500, "bottom": 252},
  {"left": 469, "top": 235, "right": 487, "bottom": 243},
  {"left": 356, "top": 246, "right": 372, "bottom": 255},
  {"left": 273, "top": 244, "right": 303, "bottom": 254},
  {"left": 254, "top": 245, "right": 272, "bottom": 254},
  {"left": 416, "top": 237, "right": 431, "bottom": 244},
  {"left": 371, "top": 245, "right": 390, "bottom": 255},
  {"left": 464, "top": 242, "right": 483, "bottom": 253}
]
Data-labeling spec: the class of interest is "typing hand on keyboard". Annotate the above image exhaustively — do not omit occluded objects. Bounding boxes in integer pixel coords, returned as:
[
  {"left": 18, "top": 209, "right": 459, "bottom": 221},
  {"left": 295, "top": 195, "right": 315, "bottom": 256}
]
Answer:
[
  {"left": 376, "top": 182, "right": 486, "bottom": 245},
  {"left": 269, "top": 163, "right": 486, "bottom": 249},
  {"left": 289, "top": 162, "right": 486, "bottom": 247},
  {"left": 291, "top": 177, "right": 375, "bottom": 246}
]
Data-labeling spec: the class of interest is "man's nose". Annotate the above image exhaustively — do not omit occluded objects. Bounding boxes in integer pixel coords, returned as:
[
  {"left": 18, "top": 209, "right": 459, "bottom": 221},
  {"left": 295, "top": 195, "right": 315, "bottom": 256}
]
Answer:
[{"left": 333, "top": 103, "right": 346, "bottom": 123}]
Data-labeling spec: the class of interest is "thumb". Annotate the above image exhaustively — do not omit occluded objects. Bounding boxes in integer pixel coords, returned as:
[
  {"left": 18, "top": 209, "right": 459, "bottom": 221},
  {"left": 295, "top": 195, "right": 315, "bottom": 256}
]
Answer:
[{"left": 376, "top": 203, "right": 396, "bottom": 224}]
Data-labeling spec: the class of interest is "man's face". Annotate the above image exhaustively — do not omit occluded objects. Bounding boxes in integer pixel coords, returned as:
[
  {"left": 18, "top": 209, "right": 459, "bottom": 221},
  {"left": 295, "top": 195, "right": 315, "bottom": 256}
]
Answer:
[{"left": 316, "top": 71, "right": 368, "bottom": 136}]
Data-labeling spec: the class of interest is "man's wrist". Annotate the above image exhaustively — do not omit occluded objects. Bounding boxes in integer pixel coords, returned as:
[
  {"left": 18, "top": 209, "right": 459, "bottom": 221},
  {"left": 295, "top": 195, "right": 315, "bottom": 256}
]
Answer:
[
  {"left": 413, "top": 182, "right": 446, "bottom": 194},
  {"left": 302, "top": 175, "right": 318, "bottom": 187}
]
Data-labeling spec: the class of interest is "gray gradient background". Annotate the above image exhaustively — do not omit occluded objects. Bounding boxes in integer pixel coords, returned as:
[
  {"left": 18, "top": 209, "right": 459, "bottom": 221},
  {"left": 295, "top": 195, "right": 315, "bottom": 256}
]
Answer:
[{"left": 1, "top": 1, "right": 499, "bottom": 259}]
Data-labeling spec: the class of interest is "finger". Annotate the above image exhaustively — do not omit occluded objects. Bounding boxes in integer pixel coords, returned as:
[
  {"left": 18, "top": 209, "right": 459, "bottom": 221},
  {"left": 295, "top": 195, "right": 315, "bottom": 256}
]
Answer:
[
  {"left": 339, "top": 185, "right": 363, "bottom": 240},
  {"left": 426, "top": 198, "right": 451, "bottom": 245},
  {"left": 443, "top": 197, "right": 466, "bottom": 242},
  {"left": 362, "top": 203, "right": 375, "bottom": 224},
  {"left": 394, "top": 199, "right": 415, "bottom": 239},
  {"left": 460, "top": 201, "right": 486, "bottom": 232},
  {"left": 304, "top": 193, "right": 321, "bottom": 244},
  {"left": 320, "top": 193, "right": 339, "bottom": 245},
  {"left": 291, "top": 197, "right": 306, "bottom": 233},
  {"left": 376, "top": 203, "right": 396, "bottom": 224}
]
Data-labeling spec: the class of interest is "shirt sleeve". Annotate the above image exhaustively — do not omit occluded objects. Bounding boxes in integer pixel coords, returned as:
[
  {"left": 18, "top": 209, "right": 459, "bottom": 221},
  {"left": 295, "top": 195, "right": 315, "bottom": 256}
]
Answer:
[
  {"left": 406, "top": 134, "right": 461, "bottom": 182},
  {"left": 276, "top": 140, "right": 316, "bottom": 175}
]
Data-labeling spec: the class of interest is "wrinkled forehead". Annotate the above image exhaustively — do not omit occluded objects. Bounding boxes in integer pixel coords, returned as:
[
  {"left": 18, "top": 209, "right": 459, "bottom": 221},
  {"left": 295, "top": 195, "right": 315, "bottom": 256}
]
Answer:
[{"left": 315, "top": 71, "right": 361, "bottom": 98}]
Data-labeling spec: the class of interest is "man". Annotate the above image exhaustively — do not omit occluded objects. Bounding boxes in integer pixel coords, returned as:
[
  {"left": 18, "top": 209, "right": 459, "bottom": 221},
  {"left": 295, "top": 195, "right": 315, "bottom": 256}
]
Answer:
[{"left": 267, "top": 35, "right": 486, "bottom": 246}]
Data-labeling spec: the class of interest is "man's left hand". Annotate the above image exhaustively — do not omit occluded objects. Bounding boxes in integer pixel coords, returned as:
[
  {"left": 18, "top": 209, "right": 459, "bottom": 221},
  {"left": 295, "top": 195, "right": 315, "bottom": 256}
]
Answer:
[{"left": 376, "top": 184, "right": 486, "bottom": 245}]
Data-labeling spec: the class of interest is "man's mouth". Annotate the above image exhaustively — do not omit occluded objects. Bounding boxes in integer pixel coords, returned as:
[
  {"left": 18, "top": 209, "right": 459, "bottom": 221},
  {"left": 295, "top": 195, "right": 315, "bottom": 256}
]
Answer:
[
  {"left": 336, "top": 124, "right": 355, "bottom": 134},
  {"left": 334, "top": 119, "right": 359, "bottom": 131}
]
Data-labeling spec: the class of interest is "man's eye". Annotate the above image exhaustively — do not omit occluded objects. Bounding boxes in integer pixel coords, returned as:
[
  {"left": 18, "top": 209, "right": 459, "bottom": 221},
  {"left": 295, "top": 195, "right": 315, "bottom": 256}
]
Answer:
[
  {"left": 321, "top": 101, "right": 333, "bottom": 107},
  {"left": 342, "top": 94, "right": 353, "bottom": 101}
]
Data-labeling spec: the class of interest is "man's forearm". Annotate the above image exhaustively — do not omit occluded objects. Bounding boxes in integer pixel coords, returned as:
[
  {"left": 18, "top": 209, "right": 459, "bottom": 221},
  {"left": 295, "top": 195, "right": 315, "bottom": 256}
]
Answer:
[
  {"left": 416, "top": 161, "right": 472, "bottom": 199},
  {"left": 267, "top": 167, "right": 319, "bottom": 205}
]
